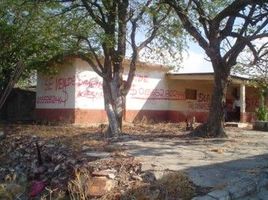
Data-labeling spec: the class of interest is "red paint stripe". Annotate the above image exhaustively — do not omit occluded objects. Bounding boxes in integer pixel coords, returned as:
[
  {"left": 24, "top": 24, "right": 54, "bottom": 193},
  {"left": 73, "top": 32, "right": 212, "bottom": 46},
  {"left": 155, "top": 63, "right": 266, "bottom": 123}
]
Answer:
[{"left": 129, "top": 97, "right": 185, "bottom": 100}]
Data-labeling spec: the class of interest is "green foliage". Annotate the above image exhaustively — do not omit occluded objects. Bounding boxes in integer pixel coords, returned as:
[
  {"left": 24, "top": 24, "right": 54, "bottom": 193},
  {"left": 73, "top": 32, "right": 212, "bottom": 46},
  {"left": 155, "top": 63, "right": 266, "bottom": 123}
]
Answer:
[
  {"left": 255, "top": 106, "right": 268, "bottom": 121},
  {"left": 0, "top": 0, "right": 81, "bottom": 91}
]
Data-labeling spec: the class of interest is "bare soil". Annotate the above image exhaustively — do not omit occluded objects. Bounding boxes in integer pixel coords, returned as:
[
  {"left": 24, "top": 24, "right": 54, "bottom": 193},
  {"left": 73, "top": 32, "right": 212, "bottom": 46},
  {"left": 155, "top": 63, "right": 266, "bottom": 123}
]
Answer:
[{"left": 0, "top": 122, "right": 201, "bottom": 200}]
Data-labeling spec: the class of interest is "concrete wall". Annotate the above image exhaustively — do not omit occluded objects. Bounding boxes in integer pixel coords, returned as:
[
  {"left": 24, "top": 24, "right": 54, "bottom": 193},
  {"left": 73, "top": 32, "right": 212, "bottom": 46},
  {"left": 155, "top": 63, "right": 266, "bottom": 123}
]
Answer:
[
  {"left": 0, "top": 88, "right": 35, "bottom": 121},
  {"left": 35, "top": 58, "right": 170, "bottom": 123},
  {"left": 167, "top": 79, "right": 212, "bottom": 122},
  {"left": 36, "top": 60, "right": 76, "bottom": 122},
  {"left": 35, "top": 58, "right": 261, "bottom": 124}
]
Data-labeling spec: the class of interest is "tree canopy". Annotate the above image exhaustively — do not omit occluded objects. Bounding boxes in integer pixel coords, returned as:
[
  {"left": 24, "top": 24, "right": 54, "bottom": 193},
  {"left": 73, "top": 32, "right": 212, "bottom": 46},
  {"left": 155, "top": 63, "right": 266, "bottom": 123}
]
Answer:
[
  {"left": 0, "top": 0, "right": 79, "bottom": 107},
  {"left": 163, "top": 0, "right": 268, "bottom": 137}
]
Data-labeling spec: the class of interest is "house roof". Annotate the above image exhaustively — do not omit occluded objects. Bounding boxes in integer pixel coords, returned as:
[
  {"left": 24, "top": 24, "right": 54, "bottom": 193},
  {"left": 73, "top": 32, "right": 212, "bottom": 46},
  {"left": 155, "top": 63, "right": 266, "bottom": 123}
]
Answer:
[{"left": 166, "top": 72, "right": 250, "bottom": 84}]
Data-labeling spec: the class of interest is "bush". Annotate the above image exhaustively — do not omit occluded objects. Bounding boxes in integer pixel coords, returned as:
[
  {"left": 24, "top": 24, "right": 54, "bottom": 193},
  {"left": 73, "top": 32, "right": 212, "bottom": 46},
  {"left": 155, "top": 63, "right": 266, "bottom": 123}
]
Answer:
[{"left": 255, "top": 106, "right": 268, "bottom": 121}]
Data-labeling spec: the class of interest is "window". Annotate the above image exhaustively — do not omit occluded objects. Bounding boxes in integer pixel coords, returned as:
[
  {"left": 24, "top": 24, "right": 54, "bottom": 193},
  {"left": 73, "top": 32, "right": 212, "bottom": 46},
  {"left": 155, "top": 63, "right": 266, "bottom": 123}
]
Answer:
[{"left": 185, "top": 89, "right": 197, "bottom": 100}]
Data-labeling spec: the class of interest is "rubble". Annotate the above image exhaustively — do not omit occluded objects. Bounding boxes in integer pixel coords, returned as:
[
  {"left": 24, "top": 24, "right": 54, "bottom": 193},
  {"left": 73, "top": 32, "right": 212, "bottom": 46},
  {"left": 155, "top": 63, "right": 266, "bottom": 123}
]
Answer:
[{"left": 0, "top": 123, "right": 195, "bottom": 199}]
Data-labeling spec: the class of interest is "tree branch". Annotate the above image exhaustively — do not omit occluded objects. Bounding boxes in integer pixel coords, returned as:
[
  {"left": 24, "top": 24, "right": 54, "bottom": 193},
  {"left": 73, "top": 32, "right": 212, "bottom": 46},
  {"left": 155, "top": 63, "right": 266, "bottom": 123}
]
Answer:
[
  {"left": 163, "top": 0, "right": 209, "bottom": 50},
  {"left": 213, "top": 0, "right": 266, "bottom": 27},
  {"left": 81, "top": 0, "right": 106, "bottom": 28},
  {"left": 78, "top": 36, "right": 104, "bottom": 72}
]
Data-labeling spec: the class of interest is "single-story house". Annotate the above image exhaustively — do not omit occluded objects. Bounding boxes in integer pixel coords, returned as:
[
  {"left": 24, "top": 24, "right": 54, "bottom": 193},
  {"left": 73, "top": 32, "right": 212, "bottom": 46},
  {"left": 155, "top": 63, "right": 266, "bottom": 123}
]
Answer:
[{"left": 35, "top": 57, "right": 260, "bottom": 124}]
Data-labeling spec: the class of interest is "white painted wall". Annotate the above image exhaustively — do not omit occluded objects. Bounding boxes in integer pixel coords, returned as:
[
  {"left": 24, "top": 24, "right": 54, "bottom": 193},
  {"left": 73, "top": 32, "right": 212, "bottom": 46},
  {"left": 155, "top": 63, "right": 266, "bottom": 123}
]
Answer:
[
  {"left": 36, "top": 58, "right": 170, "bottom": 111},
  {"left": 126, "top": 68, "right": 170, "bottom": 110},
  {"left": 74, "top": 58, "right": 104, "bottom": 109},
  {"left": 36, "top": 62, "right": 76, "bottom": 109}
]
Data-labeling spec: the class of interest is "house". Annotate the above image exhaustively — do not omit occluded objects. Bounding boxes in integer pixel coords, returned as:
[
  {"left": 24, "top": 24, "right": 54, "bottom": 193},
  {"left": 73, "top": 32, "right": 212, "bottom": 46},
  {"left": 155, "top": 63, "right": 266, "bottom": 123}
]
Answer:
[{"left": 35, "top": 57, "right": 260, "bottom": 124}]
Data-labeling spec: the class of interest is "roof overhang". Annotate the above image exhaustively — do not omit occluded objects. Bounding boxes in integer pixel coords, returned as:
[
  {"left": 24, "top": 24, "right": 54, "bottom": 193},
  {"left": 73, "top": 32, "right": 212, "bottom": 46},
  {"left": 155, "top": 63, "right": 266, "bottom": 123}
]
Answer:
[{"left": 166, "top": 72, "right": 250, "bottom": 85}]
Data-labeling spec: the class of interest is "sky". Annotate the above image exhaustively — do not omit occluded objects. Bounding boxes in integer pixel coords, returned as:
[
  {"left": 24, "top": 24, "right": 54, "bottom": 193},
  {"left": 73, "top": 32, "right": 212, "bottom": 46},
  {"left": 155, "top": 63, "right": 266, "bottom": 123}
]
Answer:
[{"left": 178, "top": 41, "right": 213, "bottom": 73}]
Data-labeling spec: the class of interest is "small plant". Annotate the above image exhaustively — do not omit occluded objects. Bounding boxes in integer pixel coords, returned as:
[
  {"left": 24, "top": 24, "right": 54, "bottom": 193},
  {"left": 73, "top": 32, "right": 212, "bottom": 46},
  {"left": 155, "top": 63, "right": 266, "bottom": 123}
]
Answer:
[
  {"left": 255, "top": 106, "right": 268, "bottom": 121},
  {"left": 68, "top": 169, "right": 91, "bottom": 200}
]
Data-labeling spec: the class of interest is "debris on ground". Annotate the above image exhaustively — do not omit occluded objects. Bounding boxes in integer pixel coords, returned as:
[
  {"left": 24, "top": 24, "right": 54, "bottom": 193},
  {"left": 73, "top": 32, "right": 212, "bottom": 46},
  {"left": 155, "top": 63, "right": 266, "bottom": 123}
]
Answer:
[{"left": 0, "top": 123, "right": 204, "bottom": 199}]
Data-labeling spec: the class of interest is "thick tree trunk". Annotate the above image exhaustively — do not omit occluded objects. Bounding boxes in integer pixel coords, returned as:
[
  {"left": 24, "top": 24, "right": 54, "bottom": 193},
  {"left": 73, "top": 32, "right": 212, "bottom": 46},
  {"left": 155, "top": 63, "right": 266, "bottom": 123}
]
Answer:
[
  {"left": 103, "top": 78, "right": 125, "bottom": 138},
  {"left": 192, "top": 66, "right": 229, "bottom": 138}
]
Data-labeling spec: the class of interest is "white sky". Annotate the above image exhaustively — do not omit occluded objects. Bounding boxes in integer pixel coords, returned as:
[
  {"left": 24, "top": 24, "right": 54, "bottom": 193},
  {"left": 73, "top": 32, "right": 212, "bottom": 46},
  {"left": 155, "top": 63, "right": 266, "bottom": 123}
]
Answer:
[{"left": 178, "top": 41, "right": 213, "bottom": 73}]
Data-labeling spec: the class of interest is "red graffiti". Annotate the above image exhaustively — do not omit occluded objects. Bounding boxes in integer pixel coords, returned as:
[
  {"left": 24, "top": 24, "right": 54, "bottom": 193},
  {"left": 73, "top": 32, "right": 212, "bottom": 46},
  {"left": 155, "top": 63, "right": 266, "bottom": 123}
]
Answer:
[
  {"left": 134, "top": 74, "right": 148, "bottom": 83},
  {"left": 77, "top": 77, "right": 102, "bottom": 89},
  {"left": 77, "top": 90, "right": 103, "bottom": 99},
  {"left": 55, "top": 76, "right": 75, "bottom": 91},
  {"left": 36, "top": 91, "right": 68, "bottom": 105},
  {"left": 129, "top": 88, "right": 185, "bottom": 100}
]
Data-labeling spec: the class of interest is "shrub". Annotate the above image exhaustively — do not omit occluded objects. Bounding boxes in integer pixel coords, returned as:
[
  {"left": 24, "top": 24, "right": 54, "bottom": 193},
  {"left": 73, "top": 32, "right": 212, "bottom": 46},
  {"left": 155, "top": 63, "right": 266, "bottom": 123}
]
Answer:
[{"left": 255, "top": 106, "right": 268, "bottom": 121}]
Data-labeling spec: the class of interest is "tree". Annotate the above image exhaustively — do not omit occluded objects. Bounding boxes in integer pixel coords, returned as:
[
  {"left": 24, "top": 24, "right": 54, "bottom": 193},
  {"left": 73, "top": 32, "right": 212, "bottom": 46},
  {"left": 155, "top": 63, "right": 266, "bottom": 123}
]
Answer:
[
  {"left": 163, "top": 0, "right": 268, "bottom": 137},
  {"left": 0, "top": 1, "right": 77, "bottom": 109},
  {"left": 54, "top": 0, "right": 174, "bottom": 137},
  {"left": 235, "top": 41, "right": 268, "bottom": 88},
  {"left": 234, "top": 41, "right": 268, "bottom": 118}
]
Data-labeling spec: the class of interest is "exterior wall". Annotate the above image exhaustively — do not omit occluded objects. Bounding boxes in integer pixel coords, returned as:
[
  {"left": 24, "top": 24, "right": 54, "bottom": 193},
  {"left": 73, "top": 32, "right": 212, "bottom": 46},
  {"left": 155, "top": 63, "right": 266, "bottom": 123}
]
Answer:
[
  {"left": 125, "top": 67, "right": 170, "bottom": 122},
  {"left": 167, "top": 79, "right": 212, "bottom": 122},
  {"left": 35, "top": 58, "right": 171, "bottom": 124},
  {"left": 73, "top": 59, "right": 106, "bottom": 123},
  {"left": 35, "top": 58, "right": 261, "bottom": 124},
  {"left": 35, "top": 59, "right": 76, "bottom": 122}
]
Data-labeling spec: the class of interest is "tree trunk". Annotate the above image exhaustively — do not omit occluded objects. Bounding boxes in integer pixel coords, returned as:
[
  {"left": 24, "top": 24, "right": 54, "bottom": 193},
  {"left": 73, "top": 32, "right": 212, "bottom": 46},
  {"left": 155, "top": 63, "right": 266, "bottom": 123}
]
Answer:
[
  {"left": 103, "top": 78, "right": 125, "bottom": 138},
  {"left": 192, "top": 66, "right": 229, "bottom": 138}
]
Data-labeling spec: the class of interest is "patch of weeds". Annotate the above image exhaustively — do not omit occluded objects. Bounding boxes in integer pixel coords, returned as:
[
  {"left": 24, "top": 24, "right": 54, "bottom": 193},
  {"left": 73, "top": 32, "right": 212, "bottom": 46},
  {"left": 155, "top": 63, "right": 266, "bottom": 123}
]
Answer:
[{"left": 122, "top": 171, "right": 195, "bottom": 200}]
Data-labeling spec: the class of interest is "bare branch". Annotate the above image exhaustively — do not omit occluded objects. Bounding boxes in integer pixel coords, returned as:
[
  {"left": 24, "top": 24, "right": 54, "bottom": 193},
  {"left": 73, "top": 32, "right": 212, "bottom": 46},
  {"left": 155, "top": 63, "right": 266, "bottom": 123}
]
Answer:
[
  {"left": 81, "top": 0, "right": 106, "bottom": 28},
  {"left": 163, "top": 0, "right": 209, "bottom": 50},
  {"left": 213, "top": 0, "right": 266, "bottom": 27},
  {"left": 90, "top": 0, "right": 106, "bottom": 24},
  {"left": 77, "top": 36, "right": 104, "bottom": 72},
  {"left": 137, "top": 6, "right": 171, "bottom": 51},
  {"left": 192, "top": 0, "right": 210, "bottom": 38}
]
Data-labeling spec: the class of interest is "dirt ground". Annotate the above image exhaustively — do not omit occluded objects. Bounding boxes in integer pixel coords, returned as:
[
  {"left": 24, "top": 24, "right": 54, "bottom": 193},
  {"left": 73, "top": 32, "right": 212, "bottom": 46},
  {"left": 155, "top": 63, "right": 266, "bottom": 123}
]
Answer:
[
  {"left": 0, "top": 122, "right": 267, "bottom": 199},
  {"left": 0, "top": 122, "right": 197, "bottom": 199}
]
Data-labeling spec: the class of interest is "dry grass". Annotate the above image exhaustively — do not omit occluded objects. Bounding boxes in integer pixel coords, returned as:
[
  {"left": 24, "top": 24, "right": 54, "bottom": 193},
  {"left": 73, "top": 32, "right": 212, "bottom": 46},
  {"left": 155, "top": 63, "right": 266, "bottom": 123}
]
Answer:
[
  {"left": 68, "top": 169, "right": 91, "bottom": 200},
  {"left": 121, "top": 171, "right": 195, "bottom": 200},
  {"left": 0, "top": 123, "right": 201, "bottom": 199}
]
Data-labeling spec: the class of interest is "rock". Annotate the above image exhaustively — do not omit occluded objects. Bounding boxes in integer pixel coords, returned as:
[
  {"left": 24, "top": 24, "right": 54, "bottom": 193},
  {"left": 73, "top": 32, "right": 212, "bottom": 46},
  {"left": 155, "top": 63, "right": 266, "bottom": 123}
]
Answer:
[
  {"left": 82, "top": 145, "right": 89, "bottom": 151},
  {"left": 86, "top": 176, "right": 116, "bottom": 197},
  {"left": 54, "top": 164, "right": 61, "bottom": 172},
  {"left": 131, "top": 175, "right": 143, "bottom": 181},
  {"left": 85, "top": 151, "right": 110, "bottom": 158},
  {"left": 207, "top": 189, "right": 230, "bottom": 200}
]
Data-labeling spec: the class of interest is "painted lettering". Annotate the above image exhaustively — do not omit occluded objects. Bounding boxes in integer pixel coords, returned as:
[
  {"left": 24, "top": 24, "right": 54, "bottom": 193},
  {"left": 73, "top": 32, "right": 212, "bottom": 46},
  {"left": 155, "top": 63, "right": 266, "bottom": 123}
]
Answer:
[
  {"left": 36, "top": 91, "right": 68, "bottom": 105},
  {"left": 55, "top": 76, "right": 75, "bottom": 91}
]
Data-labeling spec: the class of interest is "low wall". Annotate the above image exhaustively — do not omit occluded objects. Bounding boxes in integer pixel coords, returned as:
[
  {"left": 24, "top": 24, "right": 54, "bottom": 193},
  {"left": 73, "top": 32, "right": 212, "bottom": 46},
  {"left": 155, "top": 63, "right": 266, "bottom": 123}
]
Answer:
[{"left": 0, "top": 88, "right": 36, "bottom": 121}]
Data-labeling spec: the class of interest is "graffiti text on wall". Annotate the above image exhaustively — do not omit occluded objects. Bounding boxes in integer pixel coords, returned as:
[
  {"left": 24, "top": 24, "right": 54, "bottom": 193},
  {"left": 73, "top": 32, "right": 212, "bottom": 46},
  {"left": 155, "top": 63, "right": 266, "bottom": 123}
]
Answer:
[
  {"left": 38, "top": 72, "right": 186, "bottom": 106},
  {"left": 129, "top": 87, "right": 185, "bottom": 100},
  {"left": 36, "top": 91, "right": 68, "bottom": 105},
  {"left": 187, "top": 92, "right": 210, "bottom": 111}
]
